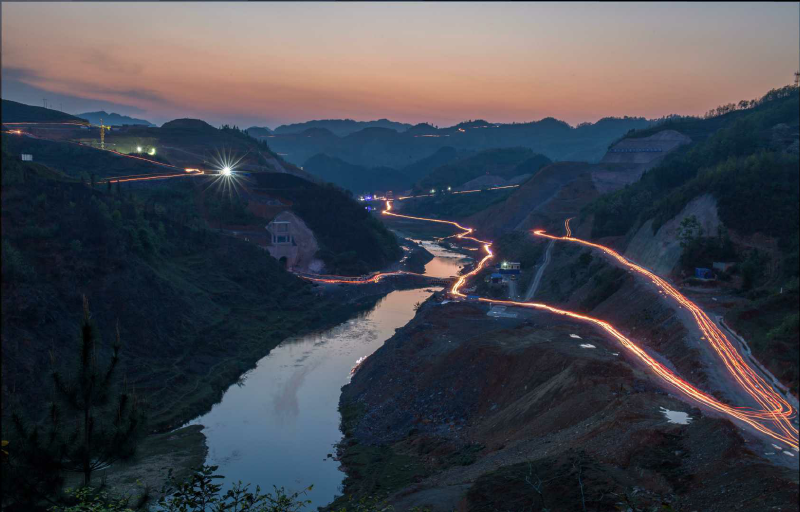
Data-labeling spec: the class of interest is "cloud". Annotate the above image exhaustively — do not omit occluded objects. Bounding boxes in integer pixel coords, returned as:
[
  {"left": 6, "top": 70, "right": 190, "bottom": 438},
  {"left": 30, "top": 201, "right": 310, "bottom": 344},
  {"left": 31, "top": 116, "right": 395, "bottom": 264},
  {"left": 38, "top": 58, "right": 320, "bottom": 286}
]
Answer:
[
  {"left": 80, "top": 49, "right": 144, "bottom": 76},
  {"left": 1, "top": 71, "right": 152, "bottom": 117}
]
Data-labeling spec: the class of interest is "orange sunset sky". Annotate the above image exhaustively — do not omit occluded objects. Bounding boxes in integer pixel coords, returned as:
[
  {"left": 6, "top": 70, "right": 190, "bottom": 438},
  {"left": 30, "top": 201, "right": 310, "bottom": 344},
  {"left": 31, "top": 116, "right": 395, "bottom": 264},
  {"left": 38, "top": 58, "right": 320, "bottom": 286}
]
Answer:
[{"left": 2, "top": 2, "right": 798, "bottom": 127}]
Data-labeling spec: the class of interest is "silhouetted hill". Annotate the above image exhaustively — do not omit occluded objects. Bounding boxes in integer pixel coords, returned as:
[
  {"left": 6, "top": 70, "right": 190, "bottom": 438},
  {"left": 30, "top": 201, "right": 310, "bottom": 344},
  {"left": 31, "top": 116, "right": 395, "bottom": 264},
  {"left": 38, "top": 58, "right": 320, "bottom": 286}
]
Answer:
[
  {"left": 160, "top": 118, "right": 218, "bottom": 133},
  {"left": 400, "top": 146, "right": 470, "bottom": 183},
  {"left": 274, "top": 118, "right": 412, "bottom": 136},
  {"left": 0, "top": 144, "right": 384, "bottom": 432},
  {"left": 303, "top": 153, "right": 412, "bottom": 194},
  {"left": 1, "top": 99, "right": 88, "bottom": 124},
  {"left": 268, "top": 116, "right": 652, "bottom": 169},
  {"left": 77, "top": 111, "right": 155, "bottom": 127},
  {"left": 245, "top": 126, "right": 273, "bottom": 137},
  {"left": 417, "top": 148, "right": 549, "bottom": 190}
]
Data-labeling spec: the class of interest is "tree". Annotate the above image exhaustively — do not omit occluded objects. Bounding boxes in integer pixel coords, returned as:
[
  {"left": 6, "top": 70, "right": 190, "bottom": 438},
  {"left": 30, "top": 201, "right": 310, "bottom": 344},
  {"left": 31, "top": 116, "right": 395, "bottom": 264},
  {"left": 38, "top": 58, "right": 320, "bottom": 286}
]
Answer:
[
  {"left": 50, "top": 296, "right": 146, "bottom": 485},
  {"left": 676, "top": 215, "right": 703, "bottom": 249}
]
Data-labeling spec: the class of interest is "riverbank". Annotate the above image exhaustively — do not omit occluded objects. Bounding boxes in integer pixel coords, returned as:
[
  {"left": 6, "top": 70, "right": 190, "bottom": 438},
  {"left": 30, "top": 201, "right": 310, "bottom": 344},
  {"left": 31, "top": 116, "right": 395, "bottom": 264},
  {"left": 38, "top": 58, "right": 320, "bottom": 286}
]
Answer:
[{"left": 83, "top": 238, "right": 439, "bottom": 505}]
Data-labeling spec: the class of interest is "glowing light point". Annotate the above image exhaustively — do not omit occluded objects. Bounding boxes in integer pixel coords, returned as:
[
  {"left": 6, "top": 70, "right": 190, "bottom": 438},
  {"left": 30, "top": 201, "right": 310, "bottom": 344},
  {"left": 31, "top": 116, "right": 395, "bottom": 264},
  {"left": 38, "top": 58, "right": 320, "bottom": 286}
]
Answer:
[
  {"left": 148, "top": 148, "right": 156, "bottom": 156},
  {"left": 136, "top": 146, "right": 142, "bottom": 153},
  {"left": 221, "top": 167, "right": 232, "bottom": 176}
]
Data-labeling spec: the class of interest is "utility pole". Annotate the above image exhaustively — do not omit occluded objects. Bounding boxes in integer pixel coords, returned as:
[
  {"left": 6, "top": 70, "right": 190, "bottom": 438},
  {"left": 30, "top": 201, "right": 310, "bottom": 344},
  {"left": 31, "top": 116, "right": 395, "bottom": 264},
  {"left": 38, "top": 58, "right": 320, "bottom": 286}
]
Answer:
[
  {"left": 99, "top": 118, "right": 109, "bottom": 150},
  {"left": 795, "top": 71, "right": 799, "bottom": 88}
]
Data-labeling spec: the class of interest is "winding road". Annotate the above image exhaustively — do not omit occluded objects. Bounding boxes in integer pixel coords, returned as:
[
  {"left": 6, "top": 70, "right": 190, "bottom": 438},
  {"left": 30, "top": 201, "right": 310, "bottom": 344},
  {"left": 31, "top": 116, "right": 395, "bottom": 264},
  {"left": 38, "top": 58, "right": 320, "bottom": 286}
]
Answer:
[{"left": 377, "top": 203, "right": 798, "bottom": 451}]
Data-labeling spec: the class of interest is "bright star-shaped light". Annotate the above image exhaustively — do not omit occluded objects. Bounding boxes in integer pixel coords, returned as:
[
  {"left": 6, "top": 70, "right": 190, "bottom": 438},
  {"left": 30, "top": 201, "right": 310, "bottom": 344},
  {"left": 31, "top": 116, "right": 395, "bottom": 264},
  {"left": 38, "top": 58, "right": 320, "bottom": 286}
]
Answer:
[{"left": 221, "top": 167, "right": 232, "bottom": 176}]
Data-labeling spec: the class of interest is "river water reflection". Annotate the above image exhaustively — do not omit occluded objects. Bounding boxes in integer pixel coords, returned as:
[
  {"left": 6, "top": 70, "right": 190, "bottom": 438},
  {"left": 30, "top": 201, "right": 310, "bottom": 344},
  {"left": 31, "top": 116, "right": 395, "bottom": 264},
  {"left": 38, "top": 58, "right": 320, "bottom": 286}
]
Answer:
[{"left": 190, "top": 245, "right": 468, "bottom": 506}]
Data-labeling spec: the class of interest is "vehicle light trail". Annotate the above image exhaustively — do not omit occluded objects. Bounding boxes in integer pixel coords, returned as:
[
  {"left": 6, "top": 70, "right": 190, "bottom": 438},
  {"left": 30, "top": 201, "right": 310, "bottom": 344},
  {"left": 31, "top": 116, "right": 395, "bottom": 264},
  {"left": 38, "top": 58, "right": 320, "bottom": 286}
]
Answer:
[
  {"left": 395, "top": 184, "right": 519, "bottom": 201},
  {"left": 378, "top": 201, "right": 798, "bottom": 449},
  {"left": 534, "top": 219, "right": 798, "bottom": 449},
  {"left": 297, "top": 270, "right": 424, "bottom": 285}
]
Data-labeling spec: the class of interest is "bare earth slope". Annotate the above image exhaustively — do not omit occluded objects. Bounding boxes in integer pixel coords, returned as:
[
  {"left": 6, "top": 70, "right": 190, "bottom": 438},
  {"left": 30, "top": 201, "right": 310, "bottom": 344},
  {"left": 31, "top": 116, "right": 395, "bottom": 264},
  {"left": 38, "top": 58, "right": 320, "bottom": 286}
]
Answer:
[{"left": 337, "top": 299, "right": 798, "bottom": 511}]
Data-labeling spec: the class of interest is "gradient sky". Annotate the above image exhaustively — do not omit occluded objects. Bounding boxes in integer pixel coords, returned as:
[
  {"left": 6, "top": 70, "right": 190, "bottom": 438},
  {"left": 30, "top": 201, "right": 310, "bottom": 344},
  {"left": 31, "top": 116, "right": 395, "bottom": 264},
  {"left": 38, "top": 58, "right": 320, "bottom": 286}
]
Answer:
[{"left": 2, "top": 2, "right": 798, "bottom": 128}]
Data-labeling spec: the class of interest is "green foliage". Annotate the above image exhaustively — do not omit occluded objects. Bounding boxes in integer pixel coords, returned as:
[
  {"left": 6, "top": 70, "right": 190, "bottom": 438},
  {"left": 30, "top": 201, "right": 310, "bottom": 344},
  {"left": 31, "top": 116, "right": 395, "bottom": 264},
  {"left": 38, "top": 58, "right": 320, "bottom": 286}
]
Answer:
[
  {"left": 2, "top": 300, "right": 145, "bottom": 508},
  {"left": 1, "top": 238, "right": 35, "bottom": 281},
  {"left": 51, "top": 298, "right": 147, "bottom": 485},
  {"left": 50, "top": 487, "right": 134, "bottom": 512},
  {"left": 157, "top": 465, "right": 311, "bottom": 512},
  {"left": 676, "top": 223, "right": 736, "bottom": 273},
  {"left": 676, "top": 215, "right": 702, "bottom": 249},
  {"left": 586, "top": 88, "right": 799, "bottom": 241},
  {"left": 740, "top": 249, "right": 767, "bottom": 291}
]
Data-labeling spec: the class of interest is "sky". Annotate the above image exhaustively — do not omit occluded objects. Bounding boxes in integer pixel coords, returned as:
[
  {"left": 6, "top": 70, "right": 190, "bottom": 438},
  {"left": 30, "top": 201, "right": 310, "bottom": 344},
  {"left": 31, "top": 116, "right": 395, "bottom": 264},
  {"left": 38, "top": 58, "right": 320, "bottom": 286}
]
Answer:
[{"left": 2, "top": 2, "right": 798, "bottom": 128}]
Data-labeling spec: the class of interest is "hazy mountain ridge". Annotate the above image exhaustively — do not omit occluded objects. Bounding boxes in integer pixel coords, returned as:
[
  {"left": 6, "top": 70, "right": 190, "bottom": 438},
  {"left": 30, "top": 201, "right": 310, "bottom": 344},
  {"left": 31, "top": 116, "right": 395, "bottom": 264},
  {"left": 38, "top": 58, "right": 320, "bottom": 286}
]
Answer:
[
  {"left": 77, "top": 110, "right": 156, "bottom": 127},
  {"left": 267, "top": 115, "right": 652, "bottom": 169},
  {"left": 274, "top": 118, "right": 413, "bottom": 136}
]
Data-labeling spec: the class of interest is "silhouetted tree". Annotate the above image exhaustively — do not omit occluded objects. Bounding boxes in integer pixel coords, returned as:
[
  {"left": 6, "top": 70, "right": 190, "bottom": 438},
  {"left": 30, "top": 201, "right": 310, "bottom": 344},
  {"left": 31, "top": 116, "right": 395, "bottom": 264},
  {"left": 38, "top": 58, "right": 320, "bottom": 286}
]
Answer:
[{"left": 50, "top": 296, "right": 146, "bottom": 485}]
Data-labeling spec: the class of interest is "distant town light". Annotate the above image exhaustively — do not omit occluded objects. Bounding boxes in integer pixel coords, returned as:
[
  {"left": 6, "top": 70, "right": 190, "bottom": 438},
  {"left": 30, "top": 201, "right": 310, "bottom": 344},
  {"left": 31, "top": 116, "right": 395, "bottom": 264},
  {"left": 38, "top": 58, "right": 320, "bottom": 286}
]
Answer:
[
  {"left": 136, "top": 146, "right": 142, "bottom": 153},
  {"left": 430, "top": 189, "right": 436, "bottom": 194},
  {"left": 148, "top": 148, "right": 156, "bottom": 156},
  {"left": 447, "top": 186, "right": 452, "bottom": 191},
  {"left": 221, "top": 166, "right": 232, "bottom": 176}
]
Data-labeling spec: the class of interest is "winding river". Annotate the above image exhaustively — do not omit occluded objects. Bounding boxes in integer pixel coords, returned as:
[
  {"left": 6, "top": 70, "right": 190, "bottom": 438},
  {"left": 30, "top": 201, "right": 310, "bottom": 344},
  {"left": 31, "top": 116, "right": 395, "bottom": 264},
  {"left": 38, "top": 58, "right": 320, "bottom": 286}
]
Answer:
[{"left": 190, "top": 243, "right": 467, "bottom": 506}]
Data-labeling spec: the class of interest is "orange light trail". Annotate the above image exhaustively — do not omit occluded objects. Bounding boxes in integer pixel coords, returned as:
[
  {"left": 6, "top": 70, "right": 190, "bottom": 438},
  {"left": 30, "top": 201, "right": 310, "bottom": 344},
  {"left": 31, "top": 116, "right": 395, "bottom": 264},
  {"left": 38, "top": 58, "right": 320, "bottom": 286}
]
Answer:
[
  {"left": 533, "top": 219, "right": 798, "bottom": 449},
  {"left": 395, "top": 184, "right": 519, "bottom": 201},
  {"left": 377, "top": 201, "right": 797, "bottom": 449},
  {"left": 297, "top": 270, "right": 423, "bottom": 285}
]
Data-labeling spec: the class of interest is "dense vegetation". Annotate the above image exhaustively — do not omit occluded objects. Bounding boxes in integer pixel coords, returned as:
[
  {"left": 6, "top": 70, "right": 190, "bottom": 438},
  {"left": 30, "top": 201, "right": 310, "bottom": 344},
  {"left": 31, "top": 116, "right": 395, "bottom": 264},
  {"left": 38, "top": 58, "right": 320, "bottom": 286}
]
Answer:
[
  {"left": 1, "top": 99, "right": 88, "bottom": 124},
  {"left": 417, "top": 148, "right": 549, "bottom": 190},
  {"left": 250, "top": 173, "right": 402, "bottom": 274},
  {"left": 587, "top": 86, "right": 799, "bottom": 251},
  {"left": 1, "top": 144, "right": 371, "bottom": 435}
]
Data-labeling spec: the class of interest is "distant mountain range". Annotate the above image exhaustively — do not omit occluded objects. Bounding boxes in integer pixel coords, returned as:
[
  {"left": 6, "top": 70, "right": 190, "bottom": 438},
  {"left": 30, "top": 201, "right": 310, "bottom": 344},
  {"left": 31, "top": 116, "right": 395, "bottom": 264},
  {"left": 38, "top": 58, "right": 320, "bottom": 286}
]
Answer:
[
  {"left": 303, "top": 146, "right": 551, "bottom": 195},
  {"left": 274, "top": 118, "right": 413, "bottom": 137},
  {"left": 77, "top": 110, "right": 155, "bottom": 127},
  {"left": 267, "top": 116, "right": 653, "bottom": 169}
]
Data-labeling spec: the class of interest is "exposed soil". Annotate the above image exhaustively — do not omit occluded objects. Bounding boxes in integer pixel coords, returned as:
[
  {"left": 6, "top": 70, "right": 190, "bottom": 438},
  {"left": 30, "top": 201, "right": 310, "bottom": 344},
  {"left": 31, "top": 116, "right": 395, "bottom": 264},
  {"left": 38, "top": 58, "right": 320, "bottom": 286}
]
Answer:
[{"left": 335, "top": 298, "right": 799, "bottom": 511}]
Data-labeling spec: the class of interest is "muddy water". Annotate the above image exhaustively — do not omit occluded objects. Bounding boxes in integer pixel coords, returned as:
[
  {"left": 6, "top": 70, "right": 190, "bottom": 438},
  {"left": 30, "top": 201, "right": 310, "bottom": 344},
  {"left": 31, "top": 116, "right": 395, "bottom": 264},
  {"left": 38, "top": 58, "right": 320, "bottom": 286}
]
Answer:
[{"left": 190, "top": 245, "right": 468, "bottom": 506}]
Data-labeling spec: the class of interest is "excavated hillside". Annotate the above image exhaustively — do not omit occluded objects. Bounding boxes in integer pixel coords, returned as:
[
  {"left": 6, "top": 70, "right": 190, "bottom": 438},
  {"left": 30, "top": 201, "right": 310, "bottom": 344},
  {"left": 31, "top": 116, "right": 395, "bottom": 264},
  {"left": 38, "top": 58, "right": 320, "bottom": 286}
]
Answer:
[
  {"left": 336, "top": 297, "right": 798, "bottom": 511},
  {"left": 469, "top": 130, "right": 691, "bottom": 238}
]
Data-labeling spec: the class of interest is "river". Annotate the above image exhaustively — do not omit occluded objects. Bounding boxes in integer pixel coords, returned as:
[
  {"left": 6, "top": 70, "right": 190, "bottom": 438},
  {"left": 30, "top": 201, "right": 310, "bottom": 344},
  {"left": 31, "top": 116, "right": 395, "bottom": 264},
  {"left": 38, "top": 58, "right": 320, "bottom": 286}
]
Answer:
[{"left": 190, "top": 243, "right": 468, "bottom": 506}]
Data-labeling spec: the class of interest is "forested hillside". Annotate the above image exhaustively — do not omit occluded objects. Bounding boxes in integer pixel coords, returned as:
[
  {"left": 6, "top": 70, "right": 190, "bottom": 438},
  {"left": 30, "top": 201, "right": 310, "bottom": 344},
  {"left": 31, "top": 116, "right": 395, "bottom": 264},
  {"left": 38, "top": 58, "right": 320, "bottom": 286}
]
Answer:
[
  {"left": 417, "top": 148, "right": 550, "bottom": 190},
  {"left": 250, "top": 172, "right": 402, "bottom": 274},
  {"left": 0, "top": 144, "right": 371, "bottom": 432},
  {"left": 585, "top": 85, "right": 800, "bottom": 393},
  {"left": 587, "top": 86, "right": 798, "bottom": 254},
  {"left": 1, "top": 99, "right": 88, "bottom": 124}
]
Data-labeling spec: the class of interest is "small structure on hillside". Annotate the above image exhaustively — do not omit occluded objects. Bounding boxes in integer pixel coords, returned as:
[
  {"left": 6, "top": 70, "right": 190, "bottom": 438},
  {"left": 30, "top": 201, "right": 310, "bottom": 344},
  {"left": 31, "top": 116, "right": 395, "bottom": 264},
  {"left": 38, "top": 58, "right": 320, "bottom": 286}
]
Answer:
[
  {"left": 498, "top": 261, "right": 521, "bottom": 275},
  {"left": 20, "top": 154, "right": 33, "bottom": 162},
  {"left": 489, "top": 273, "right": 504, "bottom": 284},
  {"left": 265, "top": 211, "right": 322, "bottom": 271}
]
